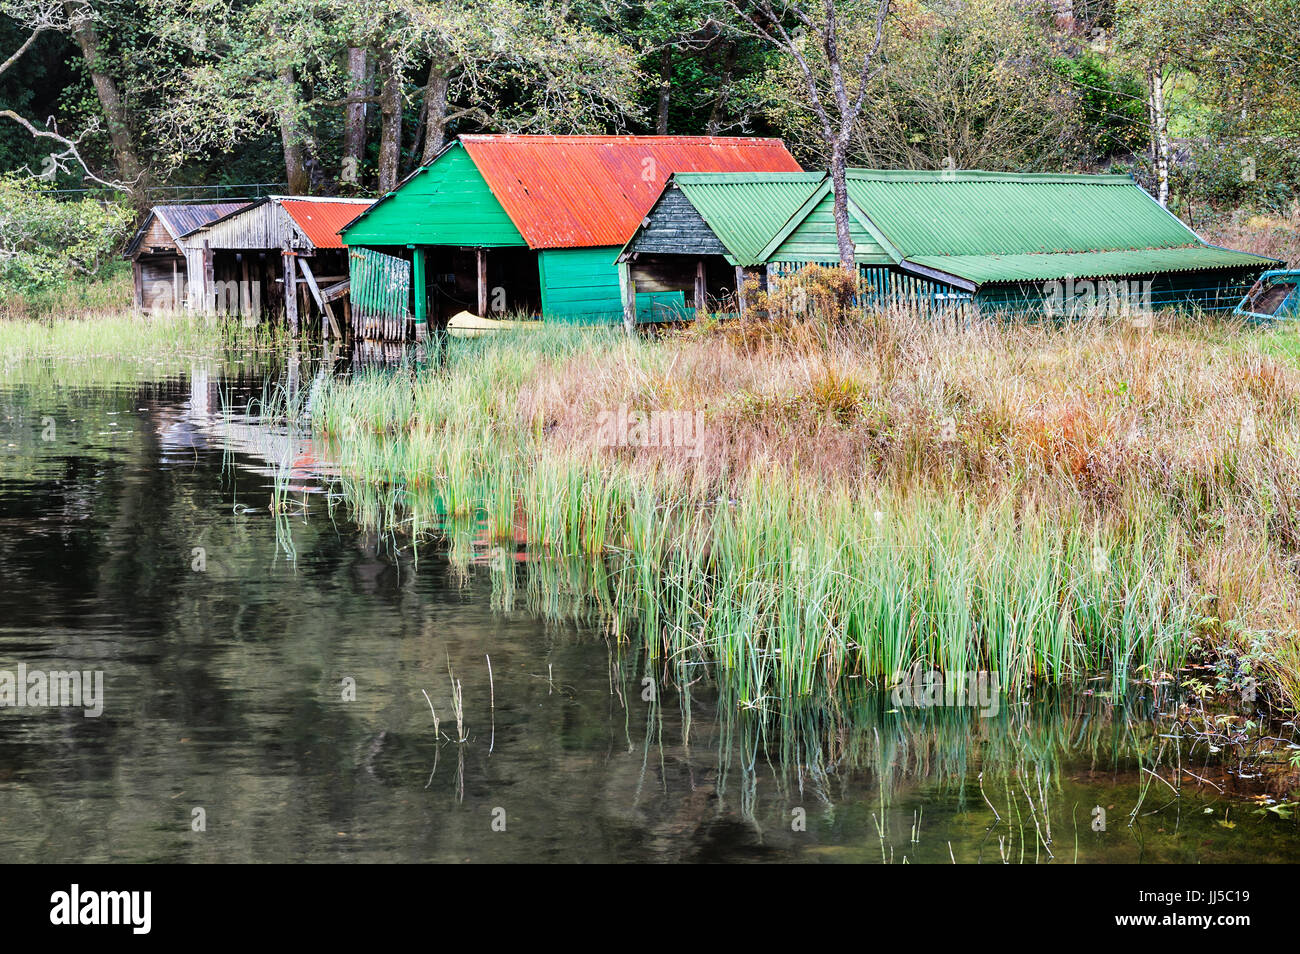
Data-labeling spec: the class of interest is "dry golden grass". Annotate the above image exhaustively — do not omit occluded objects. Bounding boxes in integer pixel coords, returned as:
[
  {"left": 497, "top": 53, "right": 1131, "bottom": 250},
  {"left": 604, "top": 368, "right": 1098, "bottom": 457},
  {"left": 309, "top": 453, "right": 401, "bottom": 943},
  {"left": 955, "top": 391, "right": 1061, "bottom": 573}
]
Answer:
[
  {"left": 1202, "top": 203, "right": 1300, "bottom": 267},
  {"left": 511, "top": 309, "right": 1300, "bottom": 705}
]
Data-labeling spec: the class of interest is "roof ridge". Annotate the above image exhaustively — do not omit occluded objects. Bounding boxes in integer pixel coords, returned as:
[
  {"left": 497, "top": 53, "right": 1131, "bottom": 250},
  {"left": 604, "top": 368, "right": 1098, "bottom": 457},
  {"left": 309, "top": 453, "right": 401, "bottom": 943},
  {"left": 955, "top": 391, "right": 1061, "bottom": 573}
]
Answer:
[
  {"left": 845, "top": 168, "right": 1134, "bottom": 184},
  {"left": 673, "top": 171, "right": 823, "bottom": 181},
  {"left": 275, "top": 195, "right": 374, "bottom": 203},
  {"left": 459, "top": 134, "right": 786, "bottom": 144}
]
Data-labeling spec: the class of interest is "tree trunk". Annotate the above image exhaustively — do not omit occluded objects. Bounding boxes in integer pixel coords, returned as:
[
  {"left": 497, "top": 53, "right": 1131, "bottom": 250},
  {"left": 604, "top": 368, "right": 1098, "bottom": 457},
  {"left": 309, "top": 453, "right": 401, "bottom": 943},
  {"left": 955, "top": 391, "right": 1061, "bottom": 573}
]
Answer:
[
  {"left": 277, "top": 64, "right": 309, "bottom": 194},
  {"left": 829, "top": 144, "right": 855, "bottom": 271},
  {"left": 704, "top": 41, "right": 738, "bottom": 135},
  {"left": 1149, "top": 64, "right": 1170, "bottom": 208},
  {"left": 655, "top": 47, "right": 671, "bottom": 135},
  {"left": 64, "top": 3, "right": 140, "bottom": 185},
  {"left": 421, "top": 62, "right": 450, "bottom": 165},
  {"left": 377, "top": 48, "right": 403, "bottom": 193},
  {"left": 341, "top": 47, "right": 369, "bottom": 184}
]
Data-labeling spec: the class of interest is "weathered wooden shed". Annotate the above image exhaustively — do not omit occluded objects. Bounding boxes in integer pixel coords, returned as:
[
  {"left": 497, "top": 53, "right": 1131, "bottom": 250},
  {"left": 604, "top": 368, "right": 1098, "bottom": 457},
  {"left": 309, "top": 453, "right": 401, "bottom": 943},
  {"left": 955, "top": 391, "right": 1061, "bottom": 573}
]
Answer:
[
  {"left": 338, "top": 134, "right": 803, "bottom": 338},
  {"left": 758, "top": 170, "right": 1278, "bottom": 314},
  {"left": 123, "top": 202, "right": 249, "bottom": 312},
  {"left": 188, "top": 195, "right": 373, "bottom": 333},
  {"left": 615, "top": 172, "right": 826, "bottom": 319}
]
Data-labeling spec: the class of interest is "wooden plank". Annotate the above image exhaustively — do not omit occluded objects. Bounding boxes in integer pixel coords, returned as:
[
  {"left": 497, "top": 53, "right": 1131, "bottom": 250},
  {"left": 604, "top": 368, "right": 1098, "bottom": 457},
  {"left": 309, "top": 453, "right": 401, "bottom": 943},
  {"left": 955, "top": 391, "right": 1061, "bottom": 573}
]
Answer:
[
  {"left": 283, "top": 250, "right": 299, "bottom": 335},
  {"left": 299, "top": 257, "right": 342, "bottom": 338},
  {"left": 619, "top": 261, "right": 636, "bottom": 335},
  {"left": 412, "top": 247, "right": 427, "bottom": 329},
  {"left": 694, "top": 259, "right": 707, "bottom": 315},
  {"left": 320, "top": 279, "right": 350, "bottom": 303},
  {"left": 476, "top": 248, "right": 488, "bottom": 317},
  {"left": 736, "top": 265, "right": 747, "bottom": 317}
]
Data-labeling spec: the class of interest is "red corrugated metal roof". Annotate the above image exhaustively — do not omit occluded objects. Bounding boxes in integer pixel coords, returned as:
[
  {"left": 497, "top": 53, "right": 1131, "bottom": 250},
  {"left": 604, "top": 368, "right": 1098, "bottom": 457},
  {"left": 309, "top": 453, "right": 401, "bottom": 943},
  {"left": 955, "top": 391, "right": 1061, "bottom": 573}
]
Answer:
[
  {"left": 280, "top": 198, "right": 373, "bottom": 249},
  {"left": 459, "top": 135, "right": 802, "bottom": 249}
]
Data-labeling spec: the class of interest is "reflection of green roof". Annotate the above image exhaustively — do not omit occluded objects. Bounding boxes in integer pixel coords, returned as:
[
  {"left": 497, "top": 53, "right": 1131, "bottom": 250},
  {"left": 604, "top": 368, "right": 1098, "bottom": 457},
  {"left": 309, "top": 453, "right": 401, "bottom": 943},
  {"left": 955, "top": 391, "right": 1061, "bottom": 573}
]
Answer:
[
  {"left": 669, "top": 172, "right": 826, "bottom": 266},
  {"left": 836, "top": 169, "right": 1277, "bottom": 284},
  {"left": 908, "top": 247, "right": 1278, "bottom": 284}
]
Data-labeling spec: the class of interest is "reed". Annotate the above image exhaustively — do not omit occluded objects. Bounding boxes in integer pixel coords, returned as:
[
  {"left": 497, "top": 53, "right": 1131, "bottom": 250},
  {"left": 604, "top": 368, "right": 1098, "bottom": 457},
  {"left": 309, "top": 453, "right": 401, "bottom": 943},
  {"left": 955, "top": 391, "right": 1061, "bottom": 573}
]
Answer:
[
  {"left": 301, "top": 308, "right": 1300, "bottom": 707},
  {"left": 0, "top": 310, "right": 282, "bottom": 366}
]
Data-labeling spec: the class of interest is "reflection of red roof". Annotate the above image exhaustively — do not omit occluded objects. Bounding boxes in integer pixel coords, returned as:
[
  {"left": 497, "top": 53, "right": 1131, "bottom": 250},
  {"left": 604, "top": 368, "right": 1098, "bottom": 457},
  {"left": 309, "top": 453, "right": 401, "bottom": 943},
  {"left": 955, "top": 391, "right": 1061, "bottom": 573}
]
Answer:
[
  {"left": 459, "top": 135, "right": 802, "bottom": 249},
  {"left": 281, "top": 198, "right": 373, "bottom": 249}
]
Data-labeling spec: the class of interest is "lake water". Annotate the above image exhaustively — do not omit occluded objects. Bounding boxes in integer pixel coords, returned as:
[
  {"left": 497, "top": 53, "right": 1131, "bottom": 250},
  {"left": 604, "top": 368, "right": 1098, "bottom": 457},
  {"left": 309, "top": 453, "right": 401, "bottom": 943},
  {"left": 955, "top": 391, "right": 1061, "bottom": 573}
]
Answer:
[{"left": 1, "top": 358, "right": 1298, "bottom": 863}]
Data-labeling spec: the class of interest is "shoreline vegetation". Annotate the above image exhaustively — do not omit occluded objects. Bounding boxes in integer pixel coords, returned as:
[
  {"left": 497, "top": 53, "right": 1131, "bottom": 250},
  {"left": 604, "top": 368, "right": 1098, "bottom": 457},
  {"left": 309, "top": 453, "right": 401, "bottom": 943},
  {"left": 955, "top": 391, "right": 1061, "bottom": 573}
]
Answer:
[
  {"left": 298, "top": 308, "right": 1300, "bottom": 713},
  {"left": 0, "top": 308, "right": 284, "bottom": 369},
  {"left": 4, "top": 302, "right": 1298, "bottom": 715}
]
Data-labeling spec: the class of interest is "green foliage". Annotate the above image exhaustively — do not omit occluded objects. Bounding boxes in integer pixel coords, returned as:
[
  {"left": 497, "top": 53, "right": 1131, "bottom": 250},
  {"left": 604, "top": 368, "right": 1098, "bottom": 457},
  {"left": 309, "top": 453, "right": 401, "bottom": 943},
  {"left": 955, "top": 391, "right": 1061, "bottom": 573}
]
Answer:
[
  {"left": 1052, "top": 50, "right": 1147, "bottom": 160},
  {"left": 0, "top": 175, "right": 131, "bottom": 289}
]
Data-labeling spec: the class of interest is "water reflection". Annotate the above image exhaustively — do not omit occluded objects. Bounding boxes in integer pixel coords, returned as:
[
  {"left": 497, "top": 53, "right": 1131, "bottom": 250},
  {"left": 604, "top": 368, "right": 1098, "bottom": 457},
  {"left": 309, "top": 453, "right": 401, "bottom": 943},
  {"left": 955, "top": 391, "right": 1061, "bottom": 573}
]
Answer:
[{"left": 0, "top": 358, "right": 1297, "bottom": 862}]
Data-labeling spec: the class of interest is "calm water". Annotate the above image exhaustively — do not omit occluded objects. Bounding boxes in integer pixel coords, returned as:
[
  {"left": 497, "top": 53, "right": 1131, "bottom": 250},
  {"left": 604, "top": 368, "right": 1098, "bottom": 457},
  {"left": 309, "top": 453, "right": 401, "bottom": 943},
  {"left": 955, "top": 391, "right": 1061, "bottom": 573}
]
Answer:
[{"left": 1, "top": 357, "right": 1298, "bottom": 863}]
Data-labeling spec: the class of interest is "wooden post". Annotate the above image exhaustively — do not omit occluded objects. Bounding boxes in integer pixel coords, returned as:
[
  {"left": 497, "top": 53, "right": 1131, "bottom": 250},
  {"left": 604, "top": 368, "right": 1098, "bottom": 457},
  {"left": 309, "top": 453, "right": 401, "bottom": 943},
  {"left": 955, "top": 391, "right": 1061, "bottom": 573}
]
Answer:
[
  {"left": 695, "top": 259, "right": 707, "bottom": 317},
  {"left": 619, "top": 261, "right": 637, "bottom": 335},
  {"left": 412, "top": 247, "right": 427, "bottom": 334},
  {"left": 283, "top": 250, "right": 299, "bottom": 336},
  {"left": 132, "top": 262, "right": 144, "bottom": 311},
  {"left": 476, "top": 248, "right": 488, "bottom": 317},
  {"left": 298, "top": 257, "right": 338, "bottom": 338},
  {"left": 202, "top": 241, "right": 215, "bottom": 313},
  {"left": 735, "top": 265, "right": 747, "bottom": 318},
  {"left": 240, "top": 255, "right": 252, "bottom": 320},
  {"left": 171, "top": 259, "right": 181, "bottom": 312}
]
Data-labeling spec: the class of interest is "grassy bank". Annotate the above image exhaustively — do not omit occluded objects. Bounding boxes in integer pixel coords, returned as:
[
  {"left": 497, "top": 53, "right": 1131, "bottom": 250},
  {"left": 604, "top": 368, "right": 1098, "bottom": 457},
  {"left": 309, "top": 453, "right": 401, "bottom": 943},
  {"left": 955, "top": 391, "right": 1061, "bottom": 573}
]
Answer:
[
  {"left": 0, "top": 310, "right": 284, "bottom": 373},
  {"left": 0, "top": 263, "right": 135, "bottom": 323},
  {"left": 305, "top": 312, "right": 1300, "bottom": 708}
]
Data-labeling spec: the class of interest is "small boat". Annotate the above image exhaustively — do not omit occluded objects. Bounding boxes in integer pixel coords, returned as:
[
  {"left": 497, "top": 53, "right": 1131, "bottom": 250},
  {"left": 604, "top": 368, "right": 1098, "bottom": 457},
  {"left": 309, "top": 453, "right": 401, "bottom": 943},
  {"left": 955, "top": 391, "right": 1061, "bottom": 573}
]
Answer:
[
  {"left": 1235, "top": 269, "right": 1300, "bottom": 321},
  {"left": 446, "top": 310, "right": 541, "bottom": 338}
]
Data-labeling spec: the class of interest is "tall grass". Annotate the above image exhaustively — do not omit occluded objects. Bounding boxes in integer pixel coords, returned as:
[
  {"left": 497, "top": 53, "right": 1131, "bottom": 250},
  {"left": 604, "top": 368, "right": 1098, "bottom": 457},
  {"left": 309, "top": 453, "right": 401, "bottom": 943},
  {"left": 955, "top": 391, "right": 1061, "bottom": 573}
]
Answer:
[
  {"left": 303, "top": 310, "right": 1300, "bottom": 707},
  {"left": 0, "top": 311, "right": 286, "bottom": 369},
  {"left": 0, "top": 262, "right": 134, "bottom": 322}
]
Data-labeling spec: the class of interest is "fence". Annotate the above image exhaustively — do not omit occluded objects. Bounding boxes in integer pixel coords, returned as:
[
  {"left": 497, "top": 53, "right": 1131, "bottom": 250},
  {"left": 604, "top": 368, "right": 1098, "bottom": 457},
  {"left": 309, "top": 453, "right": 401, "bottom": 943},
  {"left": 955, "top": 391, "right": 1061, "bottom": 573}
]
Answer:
[{"left": 53, "top": 183, "right": 290, "bottom": 203}]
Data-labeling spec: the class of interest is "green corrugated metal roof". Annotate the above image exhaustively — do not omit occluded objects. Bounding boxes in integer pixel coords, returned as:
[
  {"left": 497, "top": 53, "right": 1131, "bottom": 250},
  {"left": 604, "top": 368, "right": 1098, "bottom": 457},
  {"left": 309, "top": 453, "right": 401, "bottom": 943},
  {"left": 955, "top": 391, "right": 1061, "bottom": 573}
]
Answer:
[
  {"left": 837, "top": 169, "right": 1277, "bottom": 285},
  {"left": 673, "top": 172, "right": 826, "bottom": 266},
  {"left": 909, "top": 247, "right": 1278, "bottom": 284},
  {"left": 844, "top": 170, "right": 1202, "bottom": 259}
]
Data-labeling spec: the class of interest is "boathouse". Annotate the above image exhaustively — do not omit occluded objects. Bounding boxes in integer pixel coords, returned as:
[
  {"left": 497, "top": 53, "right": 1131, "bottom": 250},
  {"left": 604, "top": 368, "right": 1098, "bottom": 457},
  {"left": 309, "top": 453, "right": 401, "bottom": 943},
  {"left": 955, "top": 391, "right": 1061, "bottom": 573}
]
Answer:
[
  {"left": 123, "top": 202, "right": 248, "bottom": 312},
  {"left": 758, "top": 170, "right": 1278, "bottom": 314},
  {"left": 186, "top": 195, "right": 373, "bottom": 333},
  {"left": 615, "top": 171, "right": 826, "bottom": 319},
  {"left": 337, "top": 134, "right": 802, "bottom": 338}
]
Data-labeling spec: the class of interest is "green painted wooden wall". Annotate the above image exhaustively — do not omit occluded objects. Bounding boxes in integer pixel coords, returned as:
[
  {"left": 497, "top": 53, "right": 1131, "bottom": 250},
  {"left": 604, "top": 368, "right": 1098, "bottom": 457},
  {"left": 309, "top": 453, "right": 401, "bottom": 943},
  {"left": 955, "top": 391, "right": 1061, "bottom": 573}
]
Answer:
[
  {"left": 342, "top": 144, "right": 527, "bottom": 248},
  {"left": 537, "top": 247, "right": 625, "bottom": 321},
  {"left": 769, "top": 191, "right": 890, "bottom": 264},
  {"left": 538, "top": 247, "right": 684, "bottom": 323}
]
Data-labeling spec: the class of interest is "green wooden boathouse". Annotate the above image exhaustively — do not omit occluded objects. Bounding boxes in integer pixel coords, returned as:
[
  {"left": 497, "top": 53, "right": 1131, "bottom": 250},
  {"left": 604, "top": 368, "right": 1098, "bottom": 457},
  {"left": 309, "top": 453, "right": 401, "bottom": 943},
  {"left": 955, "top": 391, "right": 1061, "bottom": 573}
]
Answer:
[
  {"left": 338, "top": 134, "right": 801, "bottom": 338},
  {"left": 616, "top": 171, "right": 827, "bottom": 318},
  {"left": 757, "top": 170, "right": 1279, "bottom": 315}
]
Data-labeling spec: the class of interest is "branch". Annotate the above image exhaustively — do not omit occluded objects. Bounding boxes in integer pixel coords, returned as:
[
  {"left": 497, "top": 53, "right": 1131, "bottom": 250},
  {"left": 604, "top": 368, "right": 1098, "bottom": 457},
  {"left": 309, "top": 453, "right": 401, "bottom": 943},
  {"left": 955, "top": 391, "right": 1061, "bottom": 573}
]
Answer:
[
  {"left": 0, "top": 110, "right": 126, "bottom": 190},
  {"left": 0, "top": 25, "right": 45, "bottom": 80},
  {"left": 846, "top": 0, "right": 891, "bottom": 129},
  {"left": 727, "top": 0, "right": 835, "bottom": 141}
]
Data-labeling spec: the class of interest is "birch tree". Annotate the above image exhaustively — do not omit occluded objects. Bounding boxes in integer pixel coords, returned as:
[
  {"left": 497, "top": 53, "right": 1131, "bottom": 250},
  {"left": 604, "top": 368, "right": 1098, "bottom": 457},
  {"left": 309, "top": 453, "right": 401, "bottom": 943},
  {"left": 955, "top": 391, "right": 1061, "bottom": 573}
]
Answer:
[
  {"left": 1115, "top": 0, "right": 1185, "bottom": 207},
  {"left": 725, "top": 0, "right": 892, "bottom": 270}
]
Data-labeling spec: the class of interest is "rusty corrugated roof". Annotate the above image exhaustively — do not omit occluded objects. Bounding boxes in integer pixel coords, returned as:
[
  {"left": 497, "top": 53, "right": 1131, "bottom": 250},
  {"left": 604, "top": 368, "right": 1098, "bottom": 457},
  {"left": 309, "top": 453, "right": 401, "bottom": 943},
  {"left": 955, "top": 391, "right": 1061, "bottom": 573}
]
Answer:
[
  {"left": 279, "top": 197, "right": 374, "bottom": 249},
  {"left": 459, "top": 135, "right": 802, "bottom": 249}
]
